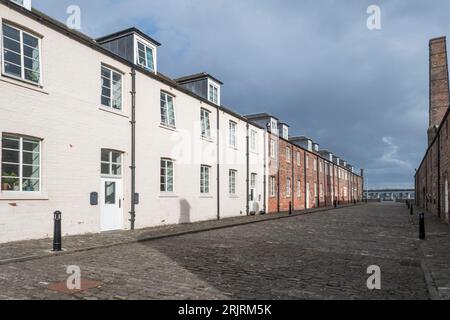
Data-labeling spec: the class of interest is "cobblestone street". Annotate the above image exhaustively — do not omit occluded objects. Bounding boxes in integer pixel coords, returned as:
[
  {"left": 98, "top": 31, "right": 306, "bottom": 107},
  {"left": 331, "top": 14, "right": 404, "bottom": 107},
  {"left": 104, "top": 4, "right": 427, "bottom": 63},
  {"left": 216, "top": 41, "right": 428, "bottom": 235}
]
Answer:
[{"left": 0, "top": 203, "right": 446, "bottom": 300}]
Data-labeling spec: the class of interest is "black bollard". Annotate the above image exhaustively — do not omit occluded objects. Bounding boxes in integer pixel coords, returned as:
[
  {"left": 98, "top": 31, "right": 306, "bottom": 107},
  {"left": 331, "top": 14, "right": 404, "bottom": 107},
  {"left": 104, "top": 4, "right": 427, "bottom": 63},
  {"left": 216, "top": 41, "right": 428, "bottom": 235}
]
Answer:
[
  {"left": 289, "top": 202, "right": 292, "bottom": 215},
  {"left": 419, "top": 213, "right": 426, "bottom": 240},
  {"left": 53, "top": 211, "right": 62, "bottom": 252},
  {"left": 410, "top": 204, "right": 413, "bottom": 216},
  {"left": 334, "top": 200, "right": 337, "bottom": 208}
]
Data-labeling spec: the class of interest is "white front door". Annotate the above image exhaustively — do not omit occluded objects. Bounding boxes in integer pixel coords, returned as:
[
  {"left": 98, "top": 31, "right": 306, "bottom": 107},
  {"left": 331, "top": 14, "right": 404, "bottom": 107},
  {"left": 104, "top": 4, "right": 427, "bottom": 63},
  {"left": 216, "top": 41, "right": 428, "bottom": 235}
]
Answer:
[
  {"left": 306, "top": 182, "right": 310, "bottom": 209},
  {"left": 101, "top": 178, "right": 123, "bottom": 231}
]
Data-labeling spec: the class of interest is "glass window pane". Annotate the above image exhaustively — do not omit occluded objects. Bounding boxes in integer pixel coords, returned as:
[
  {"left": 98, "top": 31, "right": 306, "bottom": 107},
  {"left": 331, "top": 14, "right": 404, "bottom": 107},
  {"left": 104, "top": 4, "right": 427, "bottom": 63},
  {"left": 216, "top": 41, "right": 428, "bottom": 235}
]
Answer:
[
  {"left": 4, "top": 49, "right": 21, "bottom": 66},
  {"left": 23, "top": 45, "right": 39, "bottom": 60},
  {"left": 1, "top": 177, "right": 19, "bottom": 191},
  {"left": 23, "top": 139, "right": 39, "bottom": 152},
  {"left": 4, "top": 62, "right": 21, "bottom": 78},
  {"left": 111, "top": 152, "right": 121, "bottom": 164},
  {"left": 112, "top": 72, "right": 121, "bottom": 82},
  {"left": 105, "top": 182, "right": 116, "bottom": 204},
  {"left": 2, "top": 136, "right": 20, "bottom": 150},
  {"left": 112, "top": 164, "right": 121, "bottom": 176},
  {"left": 101, "top": 96, "right": 110, "bottom": 107},
  {"left": 22, "top": 178, "right": 39, "bottom": 192},
  {"left": 101, "top": 150, "right": 110, "bottom": 162},
  {"left": 101, "top": 163, "right": 110, "bottom": 175},
  {"left": 1, "top": 163, "right": 19, "bottom": 177},
  {"left": 22, "top": 152, "right": 39, "bottom": 165},
  {"left": 22, "top": 165, "right": 40, "bottom": 178},
  {"left": 146, "top": 46, "right": 154, "bottom": 71},
  {"left": 24, "top": 57, "right": 39, "bottom": 72},
  {"left": 3, "top": 37, "right": 21, "bottom": 54},
  {"left": 3, "top": 24, "right": 20, "bottom": 41},
  {"left": 24, "top": 69, "right": 40, "bottom": 83},
  {"left": 23, "top": 33, "right": 38, "bottom": 49},
  {"left": 2, "top": 149, "right": 19, "bottom": 163},
  {"left": 101, "top": 67, "right": 111, "bottom": 79}
]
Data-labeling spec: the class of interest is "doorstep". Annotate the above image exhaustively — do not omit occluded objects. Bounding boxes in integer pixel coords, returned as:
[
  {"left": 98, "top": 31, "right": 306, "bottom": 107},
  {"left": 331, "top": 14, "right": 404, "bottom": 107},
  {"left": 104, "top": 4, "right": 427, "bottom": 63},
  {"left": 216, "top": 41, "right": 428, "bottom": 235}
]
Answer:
[{"left": 0, "top": 203, "right": 365, "bottom": 266}]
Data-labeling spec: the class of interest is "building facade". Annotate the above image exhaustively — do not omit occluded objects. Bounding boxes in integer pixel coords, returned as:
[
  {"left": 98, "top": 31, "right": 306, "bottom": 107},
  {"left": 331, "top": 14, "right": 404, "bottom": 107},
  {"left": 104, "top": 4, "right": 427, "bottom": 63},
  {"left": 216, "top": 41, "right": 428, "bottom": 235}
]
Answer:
[
  {"left": 0, "top": 0, "right": 363, "bottom": 243},
  {"left": 416, "top": 36, "right": 450, "bottom": 222}
]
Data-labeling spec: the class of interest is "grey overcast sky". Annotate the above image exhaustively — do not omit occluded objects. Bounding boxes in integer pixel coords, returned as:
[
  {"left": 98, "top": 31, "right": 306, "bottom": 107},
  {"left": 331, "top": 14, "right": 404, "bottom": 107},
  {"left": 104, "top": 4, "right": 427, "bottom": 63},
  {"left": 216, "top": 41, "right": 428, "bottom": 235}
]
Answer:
[{"left": 32, "top": 0, "right": 447, "bottom": 189}]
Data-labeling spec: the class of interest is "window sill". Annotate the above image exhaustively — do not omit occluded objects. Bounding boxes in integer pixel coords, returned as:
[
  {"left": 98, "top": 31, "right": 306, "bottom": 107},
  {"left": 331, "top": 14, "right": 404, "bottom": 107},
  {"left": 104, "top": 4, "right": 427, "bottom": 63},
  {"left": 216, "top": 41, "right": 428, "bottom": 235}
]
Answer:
[
  {"left": 229, "top": 146, "right": 238, "bottom": 151},
  {"left": 98, "top": 106, "right": 128, "bottom": 118},
  {"left": 159, "top": 193, "right": 179, "bottom": 198},
  {"left": 229, "top": 195, "right": 239, "bottom": 199},
  {"left": 0, "top": 74, "right": 48, "bottom": 94},
  {"left": 201, "top": 136, "right": 214, "bottom": 143},
  {"left": 0, "top": 192, "right": 49, "bottom": 201},
  {"left": 200, "top": 195, "right": 214, "bottom": 199},
  {"left": 159, "top": 124, "right": 178, "bottom": 132}
]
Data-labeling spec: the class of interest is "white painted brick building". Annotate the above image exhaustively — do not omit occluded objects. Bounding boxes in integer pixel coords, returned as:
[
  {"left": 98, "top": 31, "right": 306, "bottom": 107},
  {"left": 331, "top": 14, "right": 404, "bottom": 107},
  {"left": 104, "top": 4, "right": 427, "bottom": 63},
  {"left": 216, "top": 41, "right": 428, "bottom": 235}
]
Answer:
[{"left": 0, "top": 0, "right": 266, "bottom": 243}]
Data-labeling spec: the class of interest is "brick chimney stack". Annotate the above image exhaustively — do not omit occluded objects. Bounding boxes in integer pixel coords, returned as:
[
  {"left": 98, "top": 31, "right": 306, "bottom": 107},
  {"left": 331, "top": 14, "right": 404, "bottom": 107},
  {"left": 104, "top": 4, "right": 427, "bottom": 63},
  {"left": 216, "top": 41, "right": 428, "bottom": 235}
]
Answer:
[{"left": 428, "top": 37, "right": 450, "bottom": 145}]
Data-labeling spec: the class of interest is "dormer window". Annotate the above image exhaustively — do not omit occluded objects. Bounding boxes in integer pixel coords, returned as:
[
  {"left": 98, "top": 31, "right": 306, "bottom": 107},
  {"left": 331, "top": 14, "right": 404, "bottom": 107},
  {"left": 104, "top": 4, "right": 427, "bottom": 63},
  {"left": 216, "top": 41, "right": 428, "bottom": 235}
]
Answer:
[
  {"left": 136, "top": 40, "right": 155, "bottom": 72},
  {"left": 97, "top": 28, "right": 160, "bottom": 73},
  {"left": 207, "top": 78, "right": 221, "bottom": 105},
  {"left": 10, "top": 0, "right": 32, "bottom": 10},
  {"left": 209, "top": 84, "right": 218, "bottom": 104}
]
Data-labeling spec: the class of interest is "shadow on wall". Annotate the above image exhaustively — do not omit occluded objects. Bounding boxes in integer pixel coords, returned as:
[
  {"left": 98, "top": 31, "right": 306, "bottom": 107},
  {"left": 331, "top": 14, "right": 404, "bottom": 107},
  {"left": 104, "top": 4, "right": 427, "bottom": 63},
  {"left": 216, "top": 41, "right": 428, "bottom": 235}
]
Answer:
[{"left": 179, "top": 199, "right": 191, "bottom": 224}]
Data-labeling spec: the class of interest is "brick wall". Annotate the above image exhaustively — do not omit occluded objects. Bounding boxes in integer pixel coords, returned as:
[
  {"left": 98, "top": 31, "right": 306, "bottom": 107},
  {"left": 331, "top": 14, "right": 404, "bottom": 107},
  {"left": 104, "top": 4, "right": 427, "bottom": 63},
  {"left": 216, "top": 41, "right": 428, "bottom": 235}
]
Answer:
[{"left": 416, "top": 37, "right": 450, "bottom": 222}]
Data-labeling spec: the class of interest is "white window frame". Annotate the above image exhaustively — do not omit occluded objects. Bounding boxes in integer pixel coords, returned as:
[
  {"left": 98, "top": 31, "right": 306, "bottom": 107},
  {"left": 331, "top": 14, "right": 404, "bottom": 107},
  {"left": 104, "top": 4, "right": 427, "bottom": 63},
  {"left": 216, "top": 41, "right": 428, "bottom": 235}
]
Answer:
[
  {"left": 200, "top": 165, "right": 210, "bottom": 194},
  {"left": 270, "top": 119, "right": 278, "bottom": 134},
  {"left": 282, "top": 126, "right": 289, "bottom": 139},
  {"left": 229, "top": 169, "right": 237, "bottom": 195},
  {"left": 134, "top": 35, "right": 157, "bottom": 73},
  {"left": 297, "top": 180, "right": 301, "bottom": 198},
  {"left": 286, "top": 147, "right": 291, "bottom": 163},
  {"left": 270, "top": 176, "right": 276, "bottom": 197},
  {"left": 1, "top": 134, "right": 41, "bottom": 193},
  {"left": 160, "top": 91, "right": 176, "bottom": 128},
  {"left": 1, "top": 23, "right": 42, "bottom": 85},
  {"left": 101, "top": 149, "right": 123, "bottom": 178},
  {"left": 208, "top": 79, "right": 220, "bottom": 105},
  {"left": 306, "top": 155, "right": 309, "bottom": 169},
  {"left": 160, "top": 158, "right": 174, "bottom": 193},
  {"left": 250, "top": 130, "right": 258, "bottom": 153},
  {"left": 270, "top": 139, "right": 276, "bottom": 158},
  {"left": 200, "top": 108, "right": 211, "bottom": 139},
  {"left": 286, "top": 177, "right": 291, "bottom": 197},
  {"left": 101, "top": 65, "right": 123, "bottom": 111},
  {"left": 250, "top": 173, "right": 257, "bottom": 189},
  {"left": 297, "top": 152, "right": 301, "bottom": 166},
  {"left": 229, "top": 121, "right": 237, "bottom": 148},
  {"left": 314, "top": 159, "right": 318, "bottom": 172}
]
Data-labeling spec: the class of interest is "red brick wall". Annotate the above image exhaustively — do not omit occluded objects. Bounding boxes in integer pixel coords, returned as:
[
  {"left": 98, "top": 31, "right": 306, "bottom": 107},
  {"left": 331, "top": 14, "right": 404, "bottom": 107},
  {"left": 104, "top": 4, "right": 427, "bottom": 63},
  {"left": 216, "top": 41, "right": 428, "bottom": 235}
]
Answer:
[
  {"left": 267, "top": 136, "right": 364, "bottom": 213},
  {"left": 268, "top": 133, "right": 279, "bottom": 213},
  {"left": 278, "top": 139, "right": 293, "bottom": 212},
  {"left": 293, "top": 148, "right": 306, "bottom": 211}
]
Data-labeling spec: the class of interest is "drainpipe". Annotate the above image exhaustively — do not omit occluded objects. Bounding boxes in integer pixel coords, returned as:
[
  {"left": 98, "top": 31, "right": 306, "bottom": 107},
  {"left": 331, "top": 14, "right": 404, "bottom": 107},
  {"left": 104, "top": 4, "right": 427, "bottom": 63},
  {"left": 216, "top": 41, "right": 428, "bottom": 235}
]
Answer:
[
  {"left": 317, "top": 156, "right": 320, "bottom": 208},
  {"left": 263, "top": 130, "right": 267, "bottom": 213},
  {"left": 438, "top": 134, "right": 441, "bottom": 217},
  {"left": 304, "top": 153, "right": 307, "bottom": 209},
  {"left": 246, "top": 122, "right": 250, "bottom": 216},
  {"left": 291, "top": 144, "right": 294, "bottom": 209},
  {"left": 277, "top": 138, "right": 280, "bottom": 213},
  {"left": 217, "top": 108, "right": 221, "bottom": 221},
  {"left": 129, "top": 68, "right": 136, "bottom": 230},
  {"left": 337, "top": 166, "right": 340, "bottom": 205}
]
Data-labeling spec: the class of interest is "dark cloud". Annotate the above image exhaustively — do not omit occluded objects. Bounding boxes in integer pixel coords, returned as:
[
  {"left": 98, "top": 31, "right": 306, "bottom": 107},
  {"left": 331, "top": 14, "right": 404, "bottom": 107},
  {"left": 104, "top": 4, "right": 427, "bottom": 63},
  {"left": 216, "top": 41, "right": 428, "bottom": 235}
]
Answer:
[{"left": 34, "top": 0, "right": 447, "bottom": 188}]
